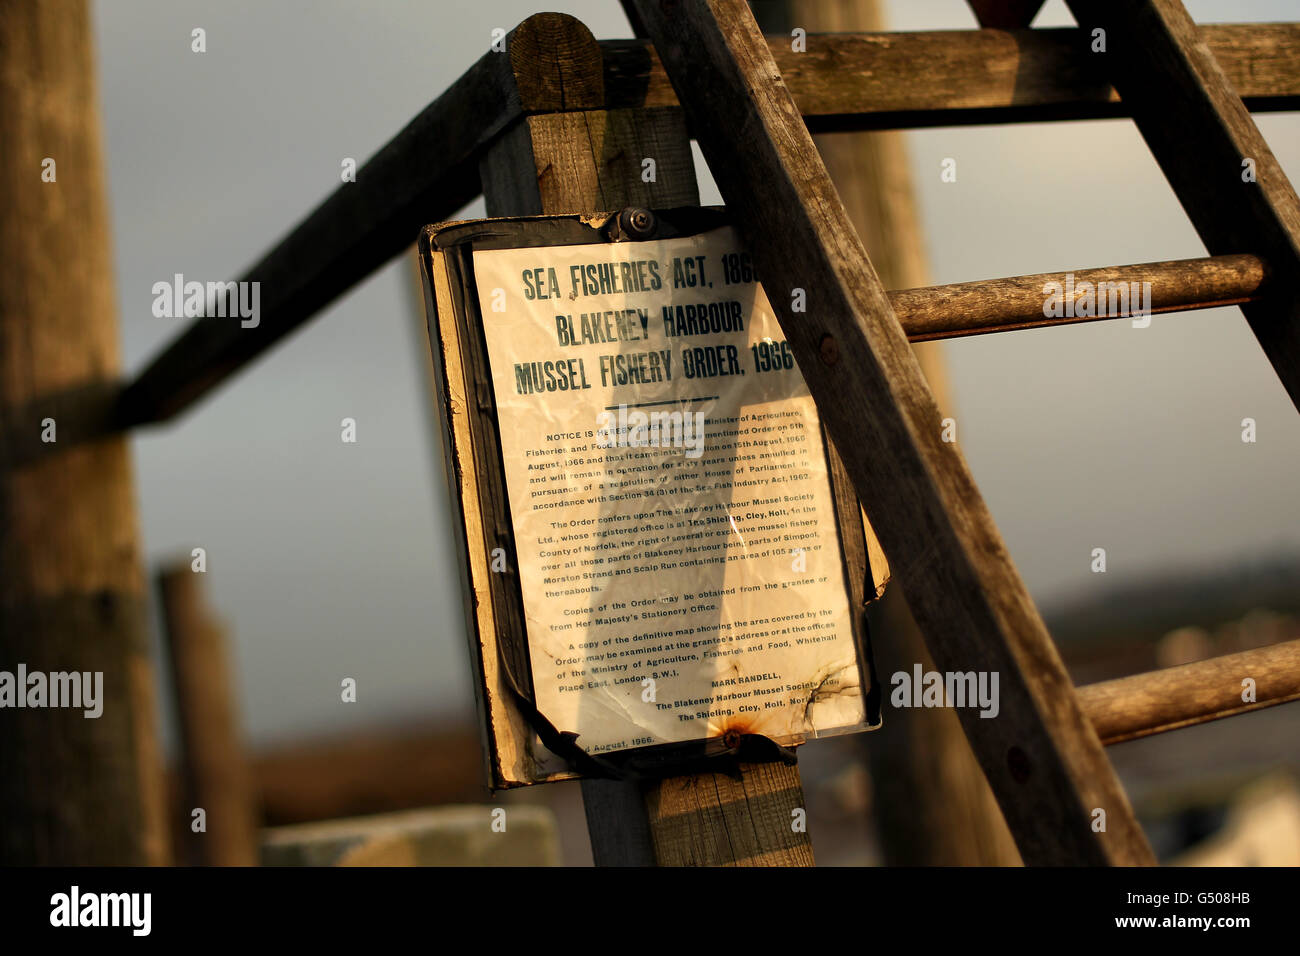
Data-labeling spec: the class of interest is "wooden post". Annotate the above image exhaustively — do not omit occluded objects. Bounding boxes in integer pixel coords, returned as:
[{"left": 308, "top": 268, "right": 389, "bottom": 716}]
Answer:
[
  {"left": 477, "top": 13, "right": 813, "bottom": 866},
  {"left": 752, "top": 0, "right": 1021, "bottom": 866},
  {"left": 631, "top": 0, "right": 1154, "bottom": 865},
  {"left": 158, "top": 563, "right": 259, "bottom": 866},
  {"left": 0, "top": 0, "right": 169, "bottom": 865}
]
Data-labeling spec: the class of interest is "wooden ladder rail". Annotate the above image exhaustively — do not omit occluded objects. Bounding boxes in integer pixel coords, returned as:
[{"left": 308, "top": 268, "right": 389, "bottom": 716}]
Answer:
[
  {"left": 631, "top": 0, "right": 1300, "bottom": 864},
  {"left": 632, "top": 0, "right": 1155, "bottom": 866}
]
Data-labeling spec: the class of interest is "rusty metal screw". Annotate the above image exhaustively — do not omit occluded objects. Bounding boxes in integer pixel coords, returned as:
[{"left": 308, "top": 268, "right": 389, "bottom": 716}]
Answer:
[{"left": 619, "top": 206, "right": 657, "bottom": 239}]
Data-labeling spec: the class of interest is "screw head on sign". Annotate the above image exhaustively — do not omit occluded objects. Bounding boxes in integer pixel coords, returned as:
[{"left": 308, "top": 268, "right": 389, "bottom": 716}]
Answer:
[{"left": 619, "top": 207, "right": 657, "bottom": 239}]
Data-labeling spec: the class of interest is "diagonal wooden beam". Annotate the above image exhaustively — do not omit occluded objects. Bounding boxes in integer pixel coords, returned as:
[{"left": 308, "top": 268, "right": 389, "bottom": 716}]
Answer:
[
  {"left": 968, "top": 0, "right": 1045, "bottom": 29},
  {"left": 631, "top": 0, "right": 1154, "bottom": 865},
  {"left": 1065, "top": 0, "right": 1300, "bottom": 412},
  {"left": 118, "top": 19, "right": 566, "bottom": 432}
]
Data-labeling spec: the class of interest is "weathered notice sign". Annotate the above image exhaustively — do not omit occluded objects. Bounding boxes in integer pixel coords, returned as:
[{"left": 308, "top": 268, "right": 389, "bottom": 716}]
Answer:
[{"left": 420, "top": 210, "right": 881, "bottom": 786}]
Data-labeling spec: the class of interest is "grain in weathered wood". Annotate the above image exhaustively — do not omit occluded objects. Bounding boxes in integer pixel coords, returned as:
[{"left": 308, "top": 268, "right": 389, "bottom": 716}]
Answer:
[
  {"left": 631, "top": 0, "right": 1154, "bottom": 865},
  {"left": 1077, "top": 640, "right": 1300, "bottom": 746},
  {"left": 481, "top": 108, "right": 697, "bottom": 217},
  {"left": 643, "top": 759, "right": 814, "bottom": 866},
  {"left": 1065, "top": 0, "right": 1300, "bottom": 411},
  {"left": 0, "top": 0, "right": 169, "bottom": 865}
]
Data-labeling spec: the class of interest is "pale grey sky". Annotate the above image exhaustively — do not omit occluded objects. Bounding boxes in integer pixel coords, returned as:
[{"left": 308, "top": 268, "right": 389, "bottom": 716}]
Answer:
[{"left": 90, "top": 0, "right": 1300, "bottom": 747}]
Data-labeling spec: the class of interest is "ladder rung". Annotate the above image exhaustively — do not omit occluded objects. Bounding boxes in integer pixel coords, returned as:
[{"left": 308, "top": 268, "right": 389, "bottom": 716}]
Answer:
[
  {"left": 1077, "top": 639, "right": 1300, "bottom": 746},
  {"left": 893, "top": 254, "right": 1265, "bottom": 342}
]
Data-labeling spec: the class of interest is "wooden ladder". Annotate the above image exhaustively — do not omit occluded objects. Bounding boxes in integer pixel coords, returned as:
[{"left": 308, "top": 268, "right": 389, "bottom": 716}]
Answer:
[{"left": 628, "top": 0, "right": 1300, "bottom": 865}]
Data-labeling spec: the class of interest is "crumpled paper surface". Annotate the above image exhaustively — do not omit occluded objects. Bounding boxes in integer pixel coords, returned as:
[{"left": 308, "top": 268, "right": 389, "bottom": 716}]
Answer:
[{"left": 474, "top": 227, "right": 866, "bottom": 755}]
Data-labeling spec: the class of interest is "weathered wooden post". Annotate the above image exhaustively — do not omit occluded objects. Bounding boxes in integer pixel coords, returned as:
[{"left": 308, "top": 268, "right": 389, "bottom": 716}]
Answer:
[
  {"left": 475, "top": 12, "right": 814, "bottom": 866},
  {"left": 158, "top": 563, "right": 259, "bottom": 865},
  {"left": 0, "top": 0, "right": 169, "bottom": 865}
]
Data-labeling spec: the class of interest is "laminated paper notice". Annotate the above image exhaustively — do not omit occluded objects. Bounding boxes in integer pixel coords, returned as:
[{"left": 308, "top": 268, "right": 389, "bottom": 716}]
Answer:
[{"left": 474, "top": 226, "right": 866, "bottom": 755}]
